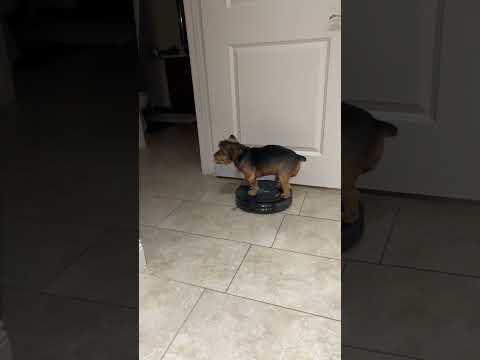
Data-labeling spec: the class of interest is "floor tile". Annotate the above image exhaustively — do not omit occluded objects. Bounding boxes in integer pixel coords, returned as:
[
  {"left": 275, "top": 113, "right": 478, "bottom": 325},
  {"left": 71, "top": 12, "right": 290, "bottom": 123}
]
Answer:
[
  {"left": 4, "top": 288, "right": 137, "bottom": 360},
  {"left": 342, "top": 347, "right": 409, "bottom": 360},
  {"left": 382, "top": 199, "right": 480, "bottom": 276},
  {"left": 287, "top": 186, "right": 308, "bottom": 215},
  {"left": 198, "top": 180, "right": 240, "bottom": 206},
  {"left": 274, "top": 215, "right": 340, "bottom": 258},
  {"left": 160, "top": 202, "right": 284, "bottom": 246},
  {"left": 4, "top": 186, "right": 136, "bottom": 230},
  {"left": 343, "top": 262, "right": 480, "bottom": 360},
  {"left": 46, "top": 230, "right": 138, "bottom": 307},
  {"left": 139, "top": 274, "right": 203, "bottom": 360},
  {"left": 140, "top": 227, "right": 249, "bottom": 291},
  {"left": 1, "top": 220, "right": 99, "bottom": 290},
  {"left": 139, "top": 196, "right": 182, "bottom": 228},
  {"left": 163, "top": 290, "right": 340, "bottom": 360},
  {"left": 228, "top": 246, "right": 341, "bottom": 319},
  {"left": 300, "top": 189, "right": 341, "bottom": 220},
  {"left": 344, "top": 194, "right": 398, "bottom": 262},
  {"left": 140, "top": 174, "right": 206, "bottom": 201}
]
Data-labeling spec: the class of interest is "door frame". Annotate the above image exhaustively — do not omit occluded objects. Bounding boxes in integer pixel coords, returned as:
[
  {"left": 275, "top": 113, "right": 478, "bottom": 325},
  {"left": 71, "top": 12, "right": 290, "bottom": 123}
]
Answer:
[{"left": 183, "top": 0, "right": 217, "bottom": 175}]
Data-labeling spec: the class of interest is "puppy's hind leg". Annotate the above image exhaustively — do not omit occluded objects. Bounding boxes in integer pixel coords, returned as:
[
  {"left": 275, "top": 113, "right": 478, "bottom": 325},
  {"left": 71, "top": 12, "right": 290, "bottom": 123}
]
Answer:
[
  {"left": 275, "top": 174, "right": 282, "bottom": 189},
  {"left": 341, "top": 165, "right": 362, "bottom": 224},
  {"left": 279, "top": 173, "right": 291, "bottom": 199},
  {"left": 342, "top": 186, "right": 360, "bottom": 224}
]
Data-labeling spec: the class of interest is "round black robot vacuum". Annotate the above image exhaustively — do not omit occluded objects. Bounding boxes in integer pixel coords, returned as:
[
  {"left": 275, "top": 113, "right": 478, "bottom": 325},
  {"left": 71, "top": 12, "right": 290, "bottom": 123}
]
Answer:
[
  {"left": 235, "top": 180, "right": 292, "bottom": 214},
  {"left": 341, "top": 202, "right": 365, "bottom": 252}
]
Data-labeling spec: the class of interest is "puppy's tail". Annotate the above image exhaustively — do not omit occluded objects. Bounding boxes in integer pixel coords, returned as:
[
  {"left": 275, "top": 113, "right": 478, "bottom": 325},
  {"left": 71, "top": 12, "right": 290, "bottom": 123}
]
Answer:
[
  {"left": 296, "top": 154, "right": 307, "bottom": 162},
  {"left": 375, "top": 119, "right": 398, "bottom": 137}
]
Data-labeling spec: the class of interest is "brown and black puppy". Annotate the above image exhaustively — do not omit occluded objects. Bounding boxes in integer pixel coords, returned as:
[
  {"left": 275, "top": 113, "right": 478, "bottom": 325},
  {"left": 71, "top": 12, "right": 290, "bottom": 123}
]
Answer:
[
  {"left": 214, "top": 135, "right": 306, "bottom": 198},
  {"left": 342, "top": 102, "right": 397, "bottom": 224}
]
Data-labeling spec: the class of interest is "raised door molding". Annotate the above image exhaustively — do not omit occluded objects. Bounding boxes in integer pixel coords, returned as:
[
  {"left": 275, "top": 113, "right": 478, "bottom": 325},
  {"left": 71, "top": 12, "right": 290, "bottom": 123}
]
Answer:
[{"left": 343, "top": 0, "right": 446, "bottom": 125}]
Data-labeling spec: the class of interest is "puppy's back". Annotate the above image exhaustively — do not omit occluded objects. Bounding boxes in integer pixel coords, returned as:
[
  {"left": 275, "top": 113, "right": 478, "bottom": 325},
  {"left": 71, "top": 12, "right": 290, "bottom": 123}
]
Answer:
[
  {"left": 342, "top": 102, "right": 397, "bottom": 154},
  {"left": 251, "top": 145, "right": 304, "bottom": 169}
]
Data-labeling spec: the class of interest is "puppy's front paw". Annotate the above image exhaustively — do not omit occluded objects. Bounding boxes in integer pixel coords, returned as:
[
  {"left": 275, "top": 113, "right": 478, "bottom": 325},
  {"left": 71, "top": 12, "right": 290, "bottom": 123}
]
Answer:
[{"left": 248, "top": 188, "right": 258, "bottom": 196}]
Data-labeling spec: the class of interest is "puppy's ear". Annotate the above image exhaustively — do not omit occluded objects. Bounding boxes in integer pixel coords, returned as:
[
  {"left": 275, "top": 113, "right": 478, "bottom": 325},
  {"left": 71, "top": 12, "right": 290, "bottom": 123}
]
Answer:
[
  {"left": 219, "top": 141, "right": 238, "bottom": 161},
  {"left": 228, "top": 134, "right": 238, "bottom": 142}
]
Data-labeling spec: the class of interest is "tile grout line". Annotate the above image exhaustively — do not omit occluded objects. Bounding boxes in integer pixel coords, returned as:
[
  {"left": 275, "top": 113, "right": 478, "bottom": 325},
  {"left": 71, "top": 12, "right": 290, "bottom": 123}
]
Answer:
[
  {"left": 140, "top": 225, "right": 252, "bottom": 246},
  {"left": 343, "top": 345, "right": 424, "bottom": 360},
  {"left": 269, "top": 246, "right": 341, "bottom": 261},
  {"left": 160, "top": 288, "right": 206, "bottom": 360},
  {"left": 168, "top": 278, "right": 340, "bottom": 323},
  {"left": 348, "top": 258, "right": 480, "bottom": 279},
  {"left": 152, "top": 276, "right": 220, "bottom": 294},
  {"left": 42, "top": 227, "right": 134, "bottom": 292},
  {"left": 4, "top": 214, "right": 137, "bottom": 233},
  {"left": 143, "top": 225, "right": 341, "bottom": 261},
  {"left": 378, "top": 208, "right": 400, "bottom": 264},
  {"left": 217, "top": 288, "right": 341, "bottom": 323},
  {"left": 225, "top": 245, "right": 252, "bottom": 293},
  {"left": 270, "top": 214, "right": 287, "bottom": 248},
  {"left": 298, "top": 191, "right": 308, "bottom": 215},
  {"left": 146, "top": 199, "right": 186, "bottom": 226},
  {"left": 34, "top": 288, "right": 137, "bottom": 310},
  {"left": 41, "top": 242, "right": 96, "bottom": 292},
  {"left": 294, "top": 213, "right": 340, "bottom": 222}
]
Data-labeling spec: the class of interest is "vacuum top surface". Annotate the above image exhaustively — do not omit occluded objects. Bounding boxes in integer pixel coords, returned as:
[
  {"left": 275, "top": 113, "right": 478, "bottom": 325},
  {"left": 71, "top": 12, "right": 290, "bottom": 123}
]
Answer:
[{"left": 235, "top": 180, "right": 292, "bottom": 214}]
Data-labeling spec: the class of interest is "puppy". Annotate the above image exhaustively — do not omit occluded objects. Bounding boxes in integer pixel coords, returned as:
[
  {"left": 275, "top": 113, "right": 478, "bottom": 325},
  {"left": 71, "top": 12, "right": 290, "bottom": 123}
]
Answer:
[
  {"left": 342, "top": 102, "right": 397, "bottom": 224},
  {"left": 214, "top": 135, "right": 306, "bottom": 198}
]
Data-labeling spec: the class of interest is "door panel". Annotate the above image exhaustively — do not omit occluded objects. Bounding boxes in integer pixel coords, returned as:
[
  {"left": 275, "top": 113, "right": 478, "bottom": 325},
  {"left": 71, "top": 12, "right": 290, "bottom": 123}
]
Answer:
[
  {"left": 343, "top": 0, "right": 480, "bottom": 200},
  {"left": 343, "top": 0, "right": 442, "bottom": 124},
  {"left": 233, "top": 40, "right": 328, "bottom": 154},
  {"left": 200, "top": 0, "right": 341, "bottom": 188}
]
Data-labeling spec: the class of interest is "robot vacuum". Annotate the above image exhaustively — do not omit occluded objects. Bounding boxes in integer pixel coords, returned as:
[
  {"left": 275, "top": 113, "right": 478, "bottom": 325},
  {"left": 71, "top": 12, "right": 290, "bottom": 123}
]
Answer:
[
  {"left": 235, "top": 180, "right": 292, "bottom": 214},
  {"left": 341, "top": 202, "right": 365, "bottom": 252}
]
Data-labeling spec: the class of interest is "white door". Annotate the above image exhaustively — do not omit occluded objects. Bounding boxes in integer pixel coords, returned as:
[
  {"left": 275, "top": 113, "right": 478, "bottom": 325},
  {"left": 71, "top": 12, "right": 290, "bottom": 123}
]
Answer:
[
  {"left": 343, "top": 0, "right": 480, "bottom": 200},
  {"left": 187, "top": 0, "right": 341, "bottom": 189}
]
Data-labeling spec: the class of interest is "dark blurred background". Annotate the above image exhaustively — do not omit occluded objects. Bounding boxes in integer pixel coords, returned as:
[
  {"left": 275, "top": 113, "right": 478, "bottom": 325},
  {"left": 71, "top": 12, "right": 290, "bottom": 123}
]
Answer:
[{"left": 1, "top": 1, "right": 138, "bottom": 359}]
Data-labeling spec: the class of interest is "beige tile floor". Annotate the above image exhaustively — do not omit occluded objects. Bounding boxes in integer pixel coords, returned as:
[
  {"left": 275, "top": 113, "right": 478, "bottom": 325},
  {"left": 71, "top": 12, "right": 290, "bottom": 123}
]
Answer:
[
  {"left": 140, "top": 124, "right": 480, "bottom": 360},
  {"left": 139, "top": 125, "right": 341, "bottom": 359},
  {"left": 343, "top": 193, "right": 480, "bottom": 360}
]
